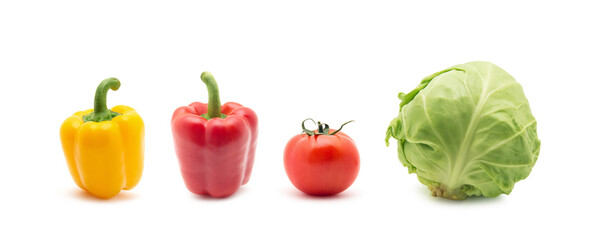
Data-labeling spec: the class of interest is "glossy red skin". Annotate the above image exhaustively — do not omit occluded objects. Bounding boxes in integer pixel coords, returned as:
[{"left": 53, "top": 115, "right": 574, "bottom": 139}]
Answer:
[
  {"left": 171, "top": 102, "right": 258, "bottom": 198},
  {"left": 284, "top": 131, "right": 359, "bottom": 196}
]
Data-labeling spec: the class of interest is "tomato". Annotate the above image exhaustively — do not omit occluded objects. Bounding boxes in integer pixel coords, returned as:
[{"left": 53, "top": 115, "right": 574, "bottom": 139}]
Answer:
[{"left": 283, "top": 119, "right": 360, "bottom": 196}]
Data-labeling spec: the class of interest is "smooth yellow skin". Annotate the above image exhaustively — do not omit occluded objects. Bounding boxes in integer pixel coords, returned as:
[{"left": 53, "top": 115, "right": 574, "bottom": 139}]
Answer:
[{"left": 60, "top": 105, "right": 144, "bottom": 199}]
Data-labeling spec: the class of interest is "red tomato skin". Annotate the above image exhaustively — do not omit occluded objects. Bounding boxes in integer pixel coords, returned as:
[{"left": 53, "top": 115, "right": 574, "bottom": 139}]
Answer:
[{"left": 283, "top": 131, "right": 360, "bottom": 196}]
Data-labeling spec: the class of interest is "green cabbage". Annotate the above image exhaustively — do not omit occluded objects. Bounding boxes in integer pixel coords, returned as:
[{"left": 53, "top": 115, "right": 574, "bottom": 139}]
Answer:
[{"left": 385, "top": 61, "right": 540, "bottom": 200}]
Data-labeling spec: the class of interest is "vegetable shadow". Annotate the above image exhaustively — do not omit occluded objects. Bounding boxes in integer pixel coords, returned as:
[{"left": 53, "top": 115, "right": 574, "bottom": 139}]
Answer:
[
  {"left": 192, "top": 187, "right": 248, "bottom": 202},
  {"left": 287, "top": 188, "right": 355, "bottom": 201},
  {"left": 70, "top": 189, "right": 138, "bottom": 202}
]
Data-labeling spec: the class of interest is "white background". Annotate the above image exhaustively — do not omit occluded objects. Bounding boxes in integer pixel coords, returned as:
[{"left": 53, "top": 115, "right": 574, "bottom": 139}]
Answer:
[{"left": 1, "top": 0, "right": 595, "bottom": 239}]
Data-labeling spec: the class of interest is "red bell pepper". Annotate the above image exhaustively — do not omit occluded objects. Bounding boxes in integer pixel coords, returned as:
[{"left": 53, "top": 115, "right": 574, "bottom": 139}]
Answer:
[{"left": 171, "top": 72, "right": 258, "bottom": 198}]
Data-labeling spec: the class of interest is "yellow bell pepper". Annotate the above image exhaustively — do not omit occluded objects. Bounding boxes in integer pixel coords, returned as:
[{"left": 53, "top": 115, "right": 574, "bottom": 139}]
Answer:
[{"left": 60, "top": 78, "right": 144, "bottom": 199}]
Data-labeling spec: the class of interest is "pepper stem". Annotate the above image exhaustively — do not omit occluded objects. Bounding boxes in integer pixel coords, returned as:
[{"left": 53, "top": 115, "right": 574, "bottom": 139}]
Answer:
[
  {"left": 200, "top": 72, "right": 226, "bottom": 120},
  {"left": 83, "top": 78, "right": 122, "bottom": 122},
  {"left": 301, "top": 118, "right": 354, "bottom": 136}
]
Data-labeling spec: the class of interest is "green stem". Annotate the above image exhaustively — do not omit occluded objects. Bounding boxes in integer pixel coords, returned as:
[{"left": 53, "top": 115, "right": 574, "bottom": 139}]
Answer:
[
  {"left": 301, "top": 119, "right": 353, "bottom": 136},
  {"left": 329, "top": 120, "right": 355, "bottom": 135},
  {"left": 200, "top": 72, "right": 226, "bottom": 120},
  {"left": 83, "top": 78, "right": 121, "bottom": 122}
]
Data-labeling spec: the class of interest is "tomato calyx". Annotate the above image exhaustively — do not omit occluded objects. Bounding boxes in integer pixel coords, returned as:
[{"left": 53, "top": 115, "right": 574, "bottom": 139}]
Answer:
[{"left": 301, "top": 118, "right": 354, "bottom": 136}]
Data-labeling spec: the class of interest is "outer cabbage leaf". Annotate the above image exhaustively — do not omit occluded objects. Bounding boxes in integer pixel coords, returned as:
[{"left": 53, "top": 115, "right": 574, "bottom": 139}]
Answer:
[{"left": 385, "top": 61, "right": 540, "bottom": 200}]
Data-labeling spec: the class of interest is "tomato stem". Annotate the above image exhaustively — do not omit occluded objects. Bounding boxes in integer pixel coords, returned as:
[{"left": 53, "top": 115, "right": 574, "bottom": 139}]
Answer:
[{"left": 301, "top": 118, "right": 354, "bottom": 136}]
